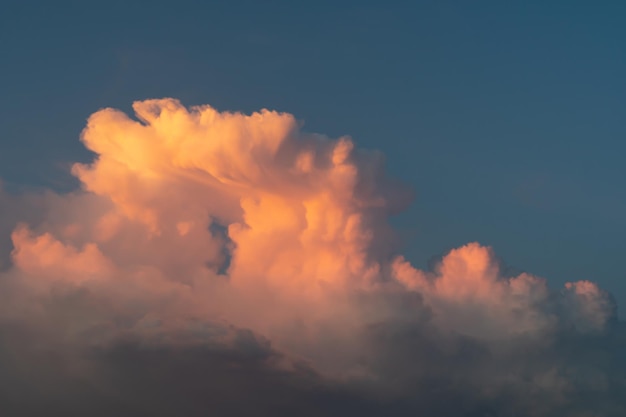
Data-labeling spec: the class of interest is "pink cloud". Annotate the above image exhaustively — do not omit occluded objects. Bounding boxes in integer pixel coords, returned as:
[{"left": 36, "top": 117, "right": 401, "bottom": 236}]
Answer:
[{"left": 0, "top": 98, "right": 615, "bottom": 380}]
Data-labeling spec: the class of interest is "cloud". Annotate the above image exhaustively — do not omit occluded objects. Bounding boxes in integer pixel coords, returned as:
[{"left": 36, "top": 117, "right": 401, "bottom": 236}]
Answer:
[{"left": 0, "top": 98, "right": 624, "bottom": 416}]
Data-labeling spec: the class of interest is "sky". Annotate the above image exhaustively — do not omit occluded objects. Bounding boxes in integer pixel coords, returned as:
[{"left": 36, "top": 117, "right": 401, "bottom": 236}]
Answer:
[{"left": 0, "top": 1, "right": 625, "bottom": 416}]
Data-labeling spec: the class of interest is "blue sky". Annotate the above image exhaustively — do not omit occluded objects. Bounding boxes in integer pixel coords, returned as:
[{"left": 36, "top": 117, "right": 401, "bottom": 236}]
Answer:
[{"left": 1, "top": 0, "right": 625, "bottom": 306}]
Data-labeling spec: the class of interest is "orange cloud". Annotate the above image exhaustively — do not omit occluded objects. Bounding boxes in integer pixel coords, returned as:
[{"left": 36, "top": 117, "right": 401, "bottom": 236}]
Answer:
[{"left": 0, "top": 99, "right": 615, "bottom": 380}]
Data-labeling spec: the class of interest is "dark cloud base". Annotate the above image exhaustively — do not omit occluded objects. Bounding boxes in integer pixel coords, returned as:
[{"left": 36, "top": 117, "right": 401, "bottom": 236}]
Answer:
[
  {"left": 0, "top": 322, "right": 379, "bottom": 417},
  {"left": 1, "top": 314, "right": 625, "bottom": 416}
]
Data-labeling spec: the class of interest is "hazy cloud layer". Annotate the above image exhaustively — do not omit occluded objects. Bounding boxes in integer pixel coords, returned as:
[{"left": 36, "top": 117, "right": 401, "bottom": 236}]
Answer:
[{"left": 0, "top": 99, "right": 623, "bottom": 416}]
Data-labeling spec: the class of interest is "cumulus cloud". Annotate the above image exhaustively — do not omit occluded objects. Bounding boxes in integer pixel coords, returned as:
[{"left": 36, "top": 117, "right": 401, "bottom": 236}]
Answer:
[{"left": 0, "top": 98, "right": 623, "bottom": 416}]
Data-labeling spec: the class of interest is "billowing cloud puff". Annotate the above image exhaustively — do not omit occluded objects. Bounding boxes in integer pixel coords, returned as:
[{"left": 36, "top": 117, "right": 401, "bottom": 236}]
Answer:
[{"left": 0, "top": 99, "right": 623, "bottom": 416}]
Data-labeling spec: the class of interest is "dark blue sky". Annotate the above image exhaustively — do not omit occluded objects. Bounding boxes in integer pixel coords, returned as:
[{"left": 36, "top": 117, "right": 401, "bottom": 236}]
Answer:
[{"left": 2, "top": 1, "right": 625, "bottom": 306}]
